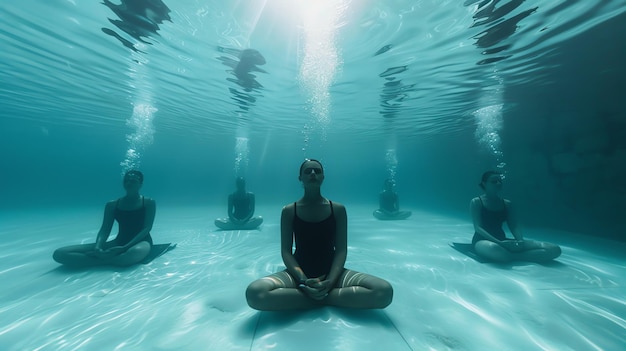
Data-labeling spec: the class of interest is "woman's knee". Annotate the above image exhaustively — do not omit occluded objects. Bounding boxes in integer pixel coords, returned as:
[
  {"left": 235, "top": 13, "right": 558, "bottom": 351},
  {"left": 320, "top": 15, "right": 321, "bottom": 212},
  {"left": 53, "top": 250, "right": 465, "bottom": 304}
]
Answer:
[
  {"left": 52, "top": 249, "right": 66, "bottom": 264},
  {"left": 359, "top": 276, "right": 393, "bottom": 308},
  {"left": 539, "top": 243, "right": 562, "bottom": 260},
  {"left": 374, "top": 280, "right": 393, "bottom": 308},
  {"left": 52, "top": 247, "right": 89, "bottom": 266},
  {"left": 546, "top": 243, "right": 561, "bottom": 257},
  {"left": 526, "top": 241, "right": 561, "bottom": 261},
  {"left": 246, "top": 280, "right": 272, "bottom": 309},
  {"left": 475, "top": 241, "right": 511, "bottom": 262},
  {"left": 128, "top": 242, "right": 150, "bottom": 257},
  {"left": 115, "top": 242, "right": 150, "bottom": 266}
]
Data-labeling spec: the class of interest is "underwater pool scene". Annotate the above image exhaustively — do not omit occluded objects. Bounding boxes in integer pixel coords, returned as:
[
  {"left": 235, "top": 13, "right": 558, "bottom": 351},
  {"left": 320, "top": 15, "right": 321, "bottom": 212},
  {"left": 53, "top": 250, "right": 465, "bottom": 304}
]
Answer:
[{"left": 1, "top": 1, "right": 625, "bottom": 350}]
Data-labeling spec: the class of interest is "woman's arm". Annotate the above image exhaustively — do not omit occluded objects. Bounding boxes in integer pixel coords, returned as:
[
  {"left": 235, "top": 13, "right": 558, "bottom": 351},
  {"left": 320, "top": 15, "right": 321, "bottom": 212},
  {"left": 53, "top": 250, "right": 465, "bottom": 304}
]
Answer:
[
  {"left": 326, "top": 202, "right": 347, "bottom": 286},
  {"left": 242, "top": 193, "right": 255, "bottom": 222},
  {"left": 120, "top": 198, "right": 156, "bottom": 250},
  {"left": 505, "top": 200, "right": 524, "bottom": 241},
  {"left": 470, "top": 197, "right": 504, "bottom": 243},
  {"left": 392, "top": 193, "right": 399, "bottom": 212},
  {"left": 95, "top": 201, "right": 117, "bottom": 249},
  {"left": 280, "top": 204, "right": 307, "bottom": 282},
  {"left": 380, "top": 192, "right": 398, "bottom": 213},
  {"left": 227, "top": 194, "right": 235, "bottom": 221}
]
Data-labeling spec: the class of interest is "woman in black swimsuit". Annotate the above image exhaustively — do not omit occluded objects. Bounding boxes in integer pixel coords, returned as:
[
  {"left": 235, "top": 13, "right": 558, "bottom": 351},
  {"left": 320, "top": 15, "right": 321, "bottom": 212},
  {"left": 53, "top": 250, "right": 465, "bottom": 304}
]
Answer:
[
  {"left": 373, "top": 178, "right": 412, "bottom": 220},
  {"left": 246, "top": 159, "right": 393, "bottom": 311},
  {"left": 470, "top": 171, "right": 561, "bottom": 262},
  {"left": 215, "top": 176, "right": 263, "bottom": 230},
  {"left": 53, "top": 170, "right": 156, "bottom": 267}
]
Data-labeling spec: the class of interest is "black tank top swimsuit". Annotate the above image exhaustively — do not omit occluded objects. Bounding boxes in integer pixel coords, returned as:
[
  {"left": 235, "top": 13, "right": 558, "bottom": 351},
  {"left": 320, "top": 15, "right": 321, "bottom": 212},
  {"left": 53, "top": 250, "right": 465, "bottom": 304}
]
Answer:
[
  {"left": 233, "top": 193, "right": 252, "bottom": 220},
  {"left": 293, "top": 201, "right": 336, "bottom": 278},
  {"left": 380, "top": 191, "right": 396, "bottom": 212},
  {"left": 472, "top": 197, "right": 507, "bottom": 244},
  {"left": 114, "top": 196, "right": 153, "bottom": 246}
]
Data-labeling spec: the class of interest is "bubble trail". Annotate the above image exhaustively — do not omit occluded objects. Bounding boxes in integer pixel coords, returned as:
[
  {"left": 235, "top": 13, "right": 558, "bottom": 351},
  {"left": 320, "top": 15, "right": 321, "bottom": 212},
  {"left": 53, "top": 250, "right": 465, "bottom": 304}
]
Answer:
[
  {"left": 234, "top": 136, "right": 249, "bottom": 176},
  {"left": 474, "top": 103, "right": 506, "bottom": 171},
  {"left": 385, "top": 148, "right": 398, "bottom": 183},
  {"left": 473, "top": 70, "right": 507, "bottom": 172},
  {"left": 297, "top": 0, "right": 347, "bottom": 154},
  {"left": 120, "top": 102, "right": 156, "bottom": 174}
]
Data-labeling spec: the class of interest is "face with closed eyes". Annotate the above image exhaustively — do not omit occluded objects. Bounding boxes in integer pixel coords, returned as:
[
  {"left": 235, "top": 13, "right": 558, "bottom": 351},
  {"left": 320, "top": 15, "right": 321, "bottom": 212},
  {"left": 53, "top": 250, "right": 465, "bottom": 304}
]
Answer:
[
  {"left": 299, "top": 160, "right": 324, "bottom": 186},
  {"left": 123, "top": 171, "right": 143, "bottom": 193}
]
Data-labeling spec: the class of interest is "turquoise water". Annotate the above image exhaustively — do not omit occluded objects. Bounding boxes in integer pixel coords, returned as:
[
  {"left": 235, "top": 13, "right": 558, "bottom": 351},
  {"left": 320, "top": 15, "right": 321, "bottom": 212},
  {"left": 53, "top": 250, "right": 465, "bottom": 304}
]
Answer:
[
  {"left": 1, "top": 1, "right": 626, "bottom": 350},
  {"left": 1, "top": 1, "right": 624, "bottom": 233},
  {"left": 1, "top": 206, "right": 625, "bottom": 350}
]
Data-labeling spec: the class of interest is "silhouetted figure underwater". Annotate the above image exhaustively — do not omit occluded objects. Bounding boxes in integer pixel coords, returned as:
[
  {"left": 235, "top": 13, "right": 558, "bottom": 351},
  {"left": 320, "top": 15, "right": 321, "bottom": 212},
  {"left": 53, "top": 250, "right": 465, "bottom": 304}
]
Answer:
[
  {"left": 470, "top": 171, "right": 562, "bottom": 262},
  {"left": 373, "top": 179, "right": 412, "bottom": 220},
  {"left": 215, "top": 177, "right": 263, "bottom": 230},
  {"left": 53, "top": 170, "right": 157, "bottom": 267}
]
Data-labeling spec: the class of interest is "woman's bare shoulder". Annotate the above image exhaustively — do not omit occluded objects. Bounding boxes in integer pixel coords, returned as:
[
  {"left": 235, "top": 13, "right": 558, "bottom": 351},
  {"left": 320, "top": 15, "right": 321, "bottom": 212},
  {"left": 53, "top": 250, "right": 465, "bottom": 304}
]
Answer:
[
  {"left": 330, "top": 201, "right": 347, "bottom": 216},
  {"left": 330, "top": 200, "right": 345, "bottom": 209},
  {"left": 282, "top": 202, "right": 295, "bottom": 213},
  {"left": 470, "top": 196, "right": 482, "bottom": 205}
]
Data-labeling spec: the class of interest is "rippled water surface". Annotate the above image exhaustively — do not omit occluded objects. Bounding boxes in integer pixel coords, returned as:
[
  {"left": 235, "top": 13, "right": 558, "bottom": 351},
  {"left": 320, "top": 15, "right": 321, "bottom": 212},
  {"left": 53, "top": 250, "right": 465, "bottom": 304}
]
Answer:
[
  {"left": 1, "top": 0, "right": 625, "bottom": 139},
  {"left": 1, "top": 206, "right": 624, "bottom": 350}
]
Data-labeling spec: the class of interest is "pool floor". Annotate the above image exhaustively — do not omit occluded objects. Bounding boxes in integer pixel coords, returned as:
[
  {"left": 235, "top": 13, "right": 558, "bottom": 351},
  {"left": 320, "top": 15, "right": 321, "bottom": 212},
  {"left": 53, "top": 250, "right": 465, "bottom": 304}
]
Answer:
[{"left": 1, "top": 205, "right": 624, "bottom": 350}]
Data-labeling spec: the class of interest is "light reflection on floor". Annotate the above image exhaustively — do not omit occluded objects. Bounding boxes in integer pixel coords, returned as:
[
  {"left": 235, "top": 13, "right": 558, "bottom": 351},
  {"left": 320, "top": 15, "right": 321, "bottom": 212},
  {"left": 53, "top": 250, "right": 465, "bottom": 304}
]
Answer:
[{"left": 0, "top": 205, "right": 624, "bottom": 351}]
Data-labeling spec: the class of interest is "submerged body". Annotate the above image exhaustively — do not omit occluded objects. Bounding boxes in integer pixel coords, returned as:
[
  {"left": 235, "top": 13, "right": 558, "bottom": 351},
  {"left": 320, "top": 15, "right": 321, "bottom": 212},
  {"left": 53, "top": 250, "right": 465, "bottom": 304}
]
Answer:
[
  {"left": 373, "top": 179, "right": 412, "bottom": 220},
  {"left": 215, "top": 177, "right": 263, "bottom": 230},
  {"left": 52, "top": 170, "right": 155, "bottom": 267},
  {"left": 246, "top": 159, "right": 393, "bottom": 311},
  {"left": 471, "top": 171, "right": 561, "bottom": 263}
]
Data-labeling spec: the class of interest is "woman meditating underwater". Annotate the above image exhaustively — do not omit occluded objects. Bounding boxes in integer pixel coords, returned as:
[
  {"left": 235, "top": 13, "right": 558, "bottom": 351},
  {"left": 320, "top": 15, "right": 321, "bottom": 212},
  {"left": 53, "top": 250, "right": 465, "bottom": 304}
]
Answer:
[{"left": 246, "top": 159, "right": 393, "bottom": 310}]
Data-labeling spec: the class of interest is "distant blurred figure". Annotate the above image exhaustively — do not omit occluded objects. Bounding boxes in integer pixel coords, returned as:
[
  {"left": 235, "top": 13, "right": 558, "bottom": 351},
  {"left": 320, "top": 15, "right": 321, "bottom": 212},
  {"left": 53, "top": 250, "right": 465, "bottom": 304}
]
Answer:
[
  {"left": 373, "top": 179, "right": 412, "bottom": 220},
  {"left": 470, "top": 171, "right": 561, "bottom": 262},
  {"left": 215, "top": 177, "right": 263, "bottom": 230},
  {"left": 53, "top": 170, "right": 155, "bottom": 267}
]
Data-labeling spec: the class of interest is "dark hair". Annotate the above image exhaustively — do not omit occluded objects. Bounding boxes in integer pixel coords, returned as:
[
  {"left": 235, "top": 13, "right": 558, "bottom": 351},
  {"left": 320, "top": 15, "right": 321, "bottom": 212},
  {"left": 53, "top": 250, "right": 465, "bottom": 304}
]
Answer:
[
  {"left": 299, "top": 158, "right": 324, "bottom": 175},
  {"left": 124, "top": 170, "right": 144, "bottom": 183},
  {"left": 479, "top": 170, "right": 501, "bottom": 189}
]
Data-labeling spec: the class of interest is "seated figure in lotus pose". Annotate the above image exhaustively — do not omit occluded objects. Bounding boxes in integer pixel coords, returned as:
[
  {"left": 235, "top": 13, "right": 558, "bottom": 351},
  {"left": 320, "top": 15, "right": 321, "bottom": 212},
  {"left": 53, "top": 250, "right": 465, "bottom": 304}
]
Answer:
[
  {"left": 246, "top": 159, "right": 393, "bottom": 311},
  {"left": 373, "top": 179, "right": 412, "bottom": 220},
  {"left": 53, "top": 170, "right": 155, "bottom": 267},
  {"left": 470, "top": 171, "right": 561, "bottom": 263},
  {"left": 215, "top": 177, "right": 263, "bottom": 230}
]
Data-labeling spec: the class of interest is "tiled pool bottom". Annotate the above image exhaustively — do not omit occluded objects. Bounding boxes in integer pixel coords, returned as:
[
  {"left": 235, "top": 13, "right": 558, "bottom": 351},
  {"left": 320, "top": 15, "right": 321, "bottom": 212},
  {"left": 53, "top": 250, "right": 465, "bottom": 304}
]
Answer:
[{"left": 1, "top": 205, "right": 624, "bottom": 351}]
